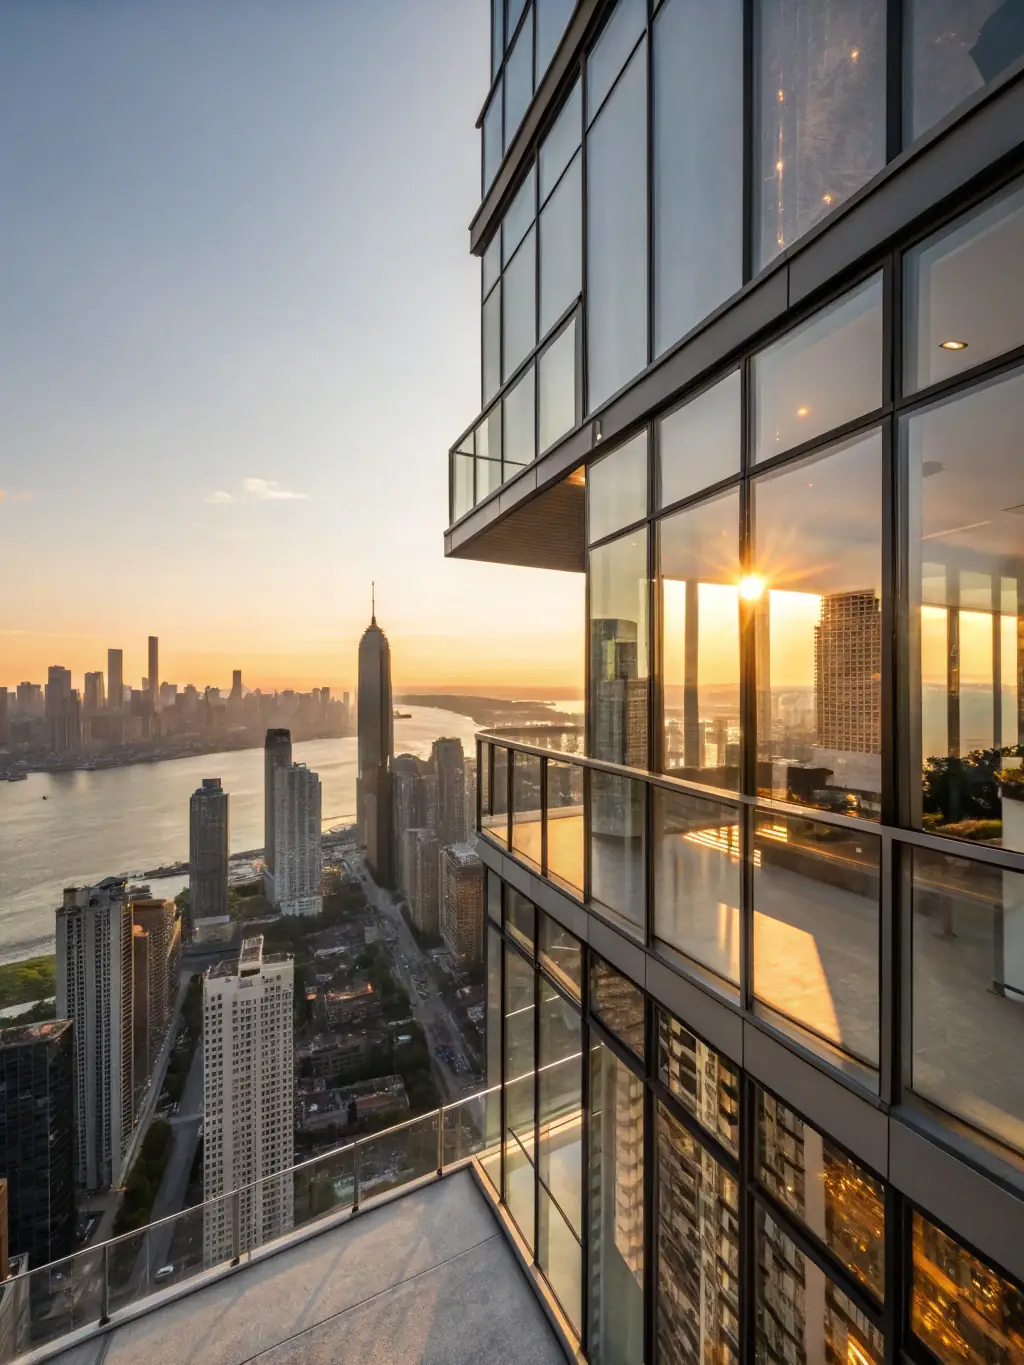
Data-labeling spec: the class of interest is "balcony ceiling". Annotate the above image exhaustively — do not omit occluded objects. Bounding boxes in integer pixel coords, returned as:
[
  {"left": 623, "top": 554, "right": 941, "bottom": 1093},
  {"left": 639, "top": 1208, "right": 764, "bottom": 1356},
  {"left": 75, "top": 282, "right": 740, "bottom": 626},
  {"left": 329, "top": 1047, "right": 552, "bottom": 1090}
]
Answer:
[{"left": 448, "top": 474, "right": 585, "bottom": 573}]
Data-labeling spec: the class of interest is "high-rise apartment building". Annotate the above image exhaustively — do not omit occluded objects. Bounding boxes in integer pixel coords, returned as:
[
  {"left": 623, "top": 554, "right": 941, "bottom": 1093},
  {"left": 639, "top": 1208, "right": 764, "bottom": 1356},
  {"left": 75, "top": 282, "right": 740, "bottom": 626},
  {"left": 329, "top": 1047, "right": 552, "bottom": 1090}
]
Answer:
[
  {"left": 268, "top": 763, "right": 322, "bottom": 917},
  {"left": 392, "top": 753, "right": 431, "bottom": 897},
  {"left": 45, "top": 666, "right": 80, "bottom": 754},
  {"left": 438, "top": 842, "right": 483, "bottom": 964},
  {"left": 15, "top": 683, "right": 43, "bottom": 720},
  {"left": 406, "top": 828, "right": 440, "bottom": 938},
  {"left": 230, "top": 669, "right": 243, "bottom": 706},
  {"left": 432, "top": 737, "right": 467, "bottom": 845},
  {"left": 0, "top": 689, "right": 8, "bottom": 748},
  {"left": 189, "top": 778, "right": 229, "bottom": 935},
  {"left": 357, "top": 596, "right": 394, "bottom": 885},
  {"left": 263, "top": 729, "right": 292, "bottom": 898},
  {"left": 450, "top": 3, "right": 1024, "bottom": 1356},
  {"left": 83, "top": 671, "right": 105, "bottom": 713},
  {"left": 203, "top": 938, "right": 294, "bottom": 1265},
  {"left": 56, "top": 880, "right": 133, "bottom": 1190},
  {"left": 131, "top": 924, "right": 150, "bottom": 1113},
  {"left": 107, "top": 648, "right": 123, "bottom": 709},
  {"left": 130, "top": 897, "right": 181, "bottom": 1063},
  {"left": 147, "top": 636, "right": 159, "bottom": 711},
  {"left": 0, "top": 1020, "right": 75, "bottom": 1269}
]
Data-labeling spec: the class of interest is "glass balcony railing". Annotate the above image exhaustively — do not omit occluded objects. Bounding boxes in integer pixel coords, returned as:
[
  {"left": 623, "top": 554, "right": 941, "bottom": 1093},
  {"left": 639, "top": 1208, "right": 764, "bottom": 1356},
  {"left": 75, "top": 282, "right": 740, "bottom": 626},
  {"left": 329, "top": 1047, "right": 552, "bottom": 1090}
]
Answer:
[{"left": 12, "top": 1089, "right": 497, "bottom": 1362}]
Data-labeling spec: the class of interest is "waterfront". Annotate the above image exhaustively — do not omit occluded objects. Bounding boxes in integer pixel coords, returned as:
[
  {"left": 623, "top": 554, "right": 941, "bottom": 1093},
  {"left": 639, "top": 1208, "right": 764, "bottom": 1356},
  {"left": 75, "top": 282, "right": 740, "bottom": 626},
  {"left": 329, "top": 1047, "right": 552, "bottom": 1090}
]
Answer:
[{"left": 0, "top": 706, "right": 479, "bottom": 966}]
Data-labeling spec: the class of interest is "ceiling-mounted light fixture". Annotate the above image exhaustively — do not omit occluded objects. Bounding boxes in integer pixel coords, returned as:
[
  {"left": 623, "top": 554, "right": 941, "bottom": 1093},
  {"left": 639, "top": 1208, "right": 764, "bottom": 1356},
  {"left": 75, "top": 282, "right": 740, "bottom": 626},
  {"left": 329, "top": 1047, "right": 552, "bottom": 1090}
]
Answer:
[{"left": 939, "top": 339, "right": 968, "bottom": 351}]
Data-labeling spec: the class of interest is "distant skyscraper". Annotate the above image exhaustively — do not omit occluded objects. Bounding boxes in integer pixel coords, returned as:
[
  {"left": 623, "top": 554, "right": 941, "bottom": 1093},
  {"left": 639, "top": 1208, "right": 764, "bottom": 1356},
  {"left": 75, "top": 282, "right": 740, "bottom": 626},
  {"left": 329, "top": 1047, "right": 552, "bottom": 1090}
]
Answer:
[
  {"left": 107, "top": 649, "right": 124, "bottom": 709},
  {"left": 268, "top": 764, "right": 323, "bottom": 917},
  {"left": 439, "top": 843, "right": 484, "bottom": 963},
  {"left": 0, "top": 1020, "right": 75, "bottom": 1268},
  {"left": 189, "top": 778, "right": 230, "bottom": 930},
  {"left": 56, "top": 880, "right": 134, "bottom": 1191},
  {"left": 84, "top": 671, "right": 105, "bottom": 712},
  {"left": 0, "top": 688, "right": 7, "bottom": 748},
  {"left": 148, "top": 636, "right": 160, "bottom": 710},
  {"left": 408, "top": 829, "right": 440, "bottom": 936},
  {"left": 131, "top": 898, "right": 182, "bottom": 1063},
  {"left": 131, "top": 924, "right": 150, "bottom": 1114},
  {"left": 203, "top": 938, "right": 294, "bottom": 1265},
  {"left": 392, "top": 753, "right": 429, "bottom": 896},
  {"left": 357, "top": 590, "right": 394, "bottom": 884},
  {"left": 230, "top": 670, "right": 243, "bottom": 706},
  {"left": 45, "top": 666, "right": 80, "bottom": 754},
  {"left": 263, "top": 729, "right": 292, "bottom": 897},
  {"left": 432, "top": 737, "right": 467, "bottom": 844},
  {"left": 814, "top": 591, "right": 882, "bottom": 755},
  {"left": 15, "top": 683, "right": 43, "bottom": 719}
]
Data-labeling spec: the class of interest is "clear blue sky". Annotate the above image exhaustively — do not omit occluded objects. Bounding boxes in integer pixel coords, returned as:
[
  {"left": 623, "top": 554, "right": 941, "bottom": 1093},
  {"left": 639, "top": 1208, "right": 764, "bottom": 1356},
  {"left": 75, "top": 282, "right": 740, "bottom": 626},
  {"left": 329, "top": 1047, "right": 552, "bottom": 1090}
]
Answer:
[{"left": 0, "top": 1, "right": 583, "bottom": 694}]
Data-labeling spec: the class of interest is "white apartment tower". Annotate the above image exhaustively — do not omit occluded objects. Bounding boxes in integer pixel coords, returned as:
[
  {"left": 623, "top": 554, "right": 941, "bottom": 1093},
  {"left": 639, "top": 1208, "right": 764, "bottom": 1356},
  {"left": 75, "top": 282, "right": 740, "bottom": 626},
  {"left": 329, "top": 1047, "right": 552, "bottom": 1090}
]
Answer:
[
  {"left": 55, "top": 879, "right": 134, "bottom": 1191},
  {"left": 267, "top": 763, "right": 323, "bottom": 917},
  {"left": 203, "top": 937, "right": 294, "bottom": 1266}
]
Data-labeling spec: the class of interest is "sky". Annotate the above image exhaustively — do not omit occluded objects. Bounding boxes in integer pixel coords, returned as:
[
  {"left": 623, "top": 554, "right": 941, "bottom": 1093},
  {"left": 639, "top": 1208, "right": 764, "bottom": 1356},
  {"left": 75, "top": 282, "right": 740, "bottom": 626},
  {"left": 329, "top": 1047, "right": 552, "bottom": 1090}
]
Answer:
[{"left": 0, "top": 0, "right": 584, "bottom": 697}]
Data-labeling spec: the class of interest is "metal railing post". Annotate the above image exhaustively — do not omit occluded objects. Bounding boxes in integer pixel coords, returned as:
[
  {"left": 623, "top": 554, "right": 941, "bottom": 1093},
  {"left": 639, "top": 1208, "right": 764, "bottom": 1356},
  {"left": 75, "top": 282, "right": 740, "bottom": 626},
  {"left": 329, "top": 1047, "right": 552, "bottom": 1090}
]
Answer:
[
  {"left": 437, "top": 1104, "right": 445, "bottom": 1176},
  {"left": 352, "top": 1140, "right": 361, "bottom": 1213},
  {"left": 144, "top": 1225, "right": 151, "bottom": 1295},
  {"left": 99, "top": 1241, "right": 110, "bottom": 1325},
  {"left": 231, "top": 1189, "right": 241, "bottom": 1266}
]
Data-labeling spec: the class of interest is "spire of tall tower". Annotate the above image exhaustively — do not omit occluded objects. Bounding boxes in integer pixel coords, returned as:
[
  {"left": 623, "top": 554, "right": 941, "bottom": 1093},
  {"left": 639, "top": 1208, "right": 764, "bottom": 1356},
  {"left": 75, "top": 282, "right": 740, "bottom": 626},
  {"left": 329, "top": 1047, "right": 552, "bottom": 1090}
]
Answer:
[{"left": 371, "top": 581, "right": 376, "bottom": 626}]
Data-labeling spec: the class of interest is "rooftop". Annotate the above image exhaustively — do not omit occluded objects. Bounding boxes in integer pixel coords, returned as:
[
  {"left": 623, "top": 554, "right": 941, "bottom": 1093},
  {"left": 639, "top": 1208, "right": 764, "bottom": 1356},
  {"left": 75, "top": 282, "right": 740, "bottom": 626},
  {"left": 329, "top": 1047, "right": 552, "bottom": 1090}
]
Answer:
[
  {"left": 48, "top": 1171, "right": 563, "bottom": 1365},
  {"left": 0, "top": 1018, "right": 72, "bottom": 1048}
]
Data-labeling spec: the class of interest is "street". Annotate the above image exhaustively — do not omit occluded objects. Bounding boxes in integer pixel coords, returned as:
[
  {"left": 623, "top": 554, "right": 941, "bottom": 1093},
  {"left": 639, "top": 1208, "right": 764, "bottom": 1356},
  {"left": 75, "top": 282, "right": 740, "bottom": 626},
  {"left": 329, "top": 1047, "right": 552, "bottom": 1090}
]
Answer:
[
  {"left": 350, "top": 858, "right": 479, "bottom": 1103},
  {"left": 144, "top": 1037, "right": 205, "bottom": 1284}
]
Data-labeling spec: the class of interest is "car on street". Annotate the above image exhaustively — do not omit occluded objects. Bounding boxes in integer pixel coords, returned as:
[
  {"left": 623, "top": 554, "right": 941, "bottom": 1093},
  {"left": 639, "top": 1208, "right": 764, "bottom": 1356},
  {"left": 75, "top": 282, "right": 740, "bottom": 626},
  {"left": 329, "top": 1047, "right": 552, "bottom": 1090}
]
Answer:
[{"left": 155, "top": 1265, "right": 175, "bottom": 1282}]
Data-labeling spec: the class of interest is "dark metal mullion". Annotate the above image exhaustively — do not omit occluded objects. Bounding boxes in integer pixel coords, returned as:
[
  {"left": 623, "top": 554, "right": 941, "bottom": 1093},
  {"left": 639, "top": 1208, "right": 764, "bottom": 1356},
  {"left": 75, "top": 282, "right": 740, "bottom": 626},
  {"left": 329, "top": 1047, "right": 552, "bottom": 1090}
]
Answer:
[
  {"left": 540, "top": 754, "right": 548, "bottom": 877},
  {"left": 499, "top": 922, "right": 507, "bottom": 1201},
  {"left": 506, "top": 745, "right": 514, "bottom": 851},
  {"left": 741, "top": 0, "right": 754, "bottom": 286},
  {"left": 645, "top": 0, "right": 654, "bottom": 378},
  {"left": 750, "top": 403, "right": 892, "bottom": 479},
  {"left": 883, "top": 1182, "right": 906, "bottom": 1365},
  {"left": 879, "top": 831, "right": 896, "bottom": 1106},
  {"left": 533, "top": 935, "right": 541, "bottom": 1266},
  {"left": 586, "top": 1008, "right": 645, "bottom": 1076},
  {"left": 649, "top": 1076, "right": 741, "bottom": 1180},
  {"left": 886, "top": 0, "right": 905, "bottom": 164},
  {"left": 739, "top": 355, "right": 756, "bottom": 1014},
  {"left": 643, "top": 994, "right": 656, "bottom": 1365},
  {"left": 579, "top": 1006, "right": 591, "bottom": 1357}
]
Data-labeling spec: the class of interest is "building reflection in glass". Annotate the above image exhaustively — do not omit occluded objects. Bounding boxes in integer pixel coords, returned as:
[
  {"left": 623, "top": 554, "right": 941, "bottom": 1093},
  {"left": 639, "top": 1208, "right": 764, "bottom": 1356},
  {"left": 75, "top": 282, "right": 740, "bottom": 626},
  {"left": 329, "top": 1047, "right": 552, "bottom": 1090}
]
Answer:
[
  {"left": 657, "top": 1102, "right": 740, "bottom": 1365},
  {"left": 758, "top": 1090, "right": 884, "bottom": 1301},
  {"left": 756, "top": 1210, "right": 884, "bottom": 1365},
  {"left": 912, "top": 1212, "right": 1024, "bottom": 1365},
  {"left": 658, "top": 1008, "right": 739, "bottom": 1155},
  {"left": 590, "top": 954, "right": 645, "bottom": 1059}
]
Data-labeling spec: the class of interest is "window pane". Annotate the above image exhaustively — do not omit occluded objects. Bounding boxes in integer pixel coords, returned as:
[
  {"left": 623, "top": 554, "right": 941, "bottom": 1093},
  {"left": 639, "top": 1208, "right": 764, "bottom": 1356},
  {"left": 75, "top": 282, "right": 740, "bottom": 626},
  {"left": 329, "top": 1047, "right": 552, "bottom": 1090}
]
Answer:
[
  {"left": 453, "top": 452, "right": 474, "bottom": 521},
  {"left": 505, "top": 1131, "right": 536, "bottom": 1249},
  {"left": 754, "top": 274, "right": 883, "bottom": 462},
  {"left": 587, "top": 0, "right": 646, "bottom": 122},
  {"left": 653, "top": 0, "right": 743, "bottom": 355},
  {"left": 508, "top": 0, "right": 529, "bottom": 38},
  {"left": 756, "top": 0, "right": 886, "bottom": 269},
  {"left": 503, "top": 166, "right": 537, "bottom": 266},
  {"left": 657, "top": 1008, "right": 740, "bottom": 1153},
  {"left": 911, "top": 847, "right": 1024, "bottom": 1156},
  {"left": 659, "top": 487, "right": 741, "bottom": 788},
  {"left": 657, "top": 1103, "right": 740, "bottom": 1365},
  {"left": 588, "top": 1040, "right": 645, "bottom": 1365},
  {"left": 906, "top": 365, "right": 1024, "bottom": 843},
  {"left": 587, "top": 41, "right": 648, "bottom": 412},
  {"left": 591, "top": 773, "right": 647, "bottom": 931},
  {"left": 589, "top": 529, "right": 649, "bottom": 765},
  {"left": 486, "top": 925, "right": 502, "bottom": 1151},
  {"left": 512, "top": 752, "right": 542, "bottom": 868},
  {"left": 484, "top": 741, "right": 509, "bottom": 843},
  {"left": 540, "top": 153, "right": 581, "bottom": 336},
  {"left": 484, "top": 88, "right": 502, "bottom": 192},
  {"left": 483, "top": 284, "right": 501, "bottom": 405},
  {"left": 546, "top": 756, "right": 584, "bottom": 895},
  {"left": 904, "top": 0, "right": 1020, "bottom": 144},
  {"left": 753, "top": 429, "right": 884, "bottom": 819},
  {"left": 487, "top": 865, "right": 501, "bottom": 921},
  {"left": 753, "top": 812, "right": 881, "bottom": 1073},
  {"left": 502, "top": 228, "right": 537, "bottom": 382},
  {"left": 538, "top": 979, "right": 582, "bottom": 1233},
  {"left": 653, "top": 788, "right": 741, "bottom": 987},
  {"left": 536, "top": 0, "right": 575, "bottom": 80},
  {"left": 505, "top": 944, "right": 535, "bottom": 1143},
  {"left": 588, "top": 432, "right": 648, "bottom": 545},
  {"left": 912, "top": 1211, "right": 1024, "bottom": 1365},
  {"left": 538, "top": 912, "right": 582, "bottom": 1000},
  {"left": 540, "top": 79, "right": 582, "bottom": 203},
  {"left": 759, "top": 1089, "right": 885, "bottom": 1299},
  {"left": 506, "top": 887, "right": 536, "bottom": 955},
  {"left": 503, "top": 365, "right": 535, "bottom": 469},
  {"left": 905, "top": 176, "right": 1024, "bottom": 393},
  {"left": 590, "top": 955, "right": 645, "bottom": 1058},
  {"left": 756, "top": 1211, "right": 885, "bottom": 1365},
  {"left": 483, "top": 234, "right": 501, "bottom": 300},
  {"left": 659, "top": 370, "right": 741, "bottom": 508},
  {"left": 504, "top": 9, "right": 534, "bottom": 149},
  {"left": 477, "top": 456, "right": 503, "bottom": 502},
  {"left": 492, "top": 0, "right": 504, "bottom": 78},
  {"left": 539, "top": 1188, "right": 582, "bottom": 1336},
  {"left": 539, "top": 317, "right": 577, "bottom": 453}
]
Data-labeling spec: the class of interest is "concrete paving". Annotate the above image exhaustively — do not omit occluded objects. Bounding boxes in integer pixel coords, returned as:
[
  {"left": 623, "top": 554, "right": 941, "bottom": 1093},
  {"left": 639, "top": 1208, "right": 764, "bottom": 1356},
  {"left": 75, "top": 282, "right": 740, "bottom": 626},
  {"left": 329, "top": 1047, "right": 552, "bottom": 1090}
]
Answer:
[{"left": 49, "top": 1171, "right": 564, "bottom": 1365}]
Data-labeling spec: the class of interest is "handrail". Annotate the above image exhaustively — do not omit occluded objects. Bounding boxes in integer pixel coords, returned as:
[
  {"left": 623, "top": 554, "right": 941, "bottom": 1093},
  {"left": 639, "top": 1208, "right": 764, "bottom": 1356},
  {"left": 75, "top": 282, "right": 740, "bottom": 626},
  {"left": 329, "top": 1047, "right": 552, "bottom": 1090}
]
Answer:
[{"left": 28, "top": 1086, "right": 499, "bottom": 1279}]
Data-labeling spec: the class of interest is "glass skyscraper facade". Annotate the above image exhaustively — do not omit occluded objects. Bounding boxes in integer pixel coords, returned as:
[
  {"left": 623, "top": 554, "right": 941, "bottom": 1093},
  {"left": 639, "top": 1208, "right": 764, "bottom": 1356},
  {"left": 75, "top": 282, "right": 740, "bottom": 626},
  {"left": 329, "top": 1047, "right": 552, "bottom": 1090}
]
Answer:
[{"left": 450, "top": 2, "right": 1024, "bottom": 1362}]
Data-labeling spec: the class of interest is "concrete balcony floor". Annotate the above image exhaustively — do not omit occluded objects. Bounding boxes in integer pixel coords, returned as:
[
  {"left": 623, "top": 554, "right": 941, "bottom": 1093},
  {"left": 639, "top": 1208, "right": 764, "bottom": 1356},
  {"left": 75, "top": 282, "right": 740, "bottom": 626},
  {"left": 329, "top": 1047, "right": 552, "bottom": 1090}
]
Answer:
[{"left": 51, "top": 1171, "right": 564, "bottom": 1365}]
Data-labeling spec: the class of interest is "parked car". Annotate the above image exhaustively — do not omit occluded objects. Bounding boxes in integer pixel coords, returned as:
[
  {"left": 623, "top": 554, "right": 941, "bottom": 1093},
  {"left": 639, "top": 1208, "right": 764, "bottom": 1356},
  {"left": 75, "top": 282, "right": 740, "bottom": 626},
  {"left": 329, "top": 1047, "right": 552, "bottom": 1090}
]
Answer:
[{"left": 154, "top": 1265, "right": 175, "bottom": 1282}]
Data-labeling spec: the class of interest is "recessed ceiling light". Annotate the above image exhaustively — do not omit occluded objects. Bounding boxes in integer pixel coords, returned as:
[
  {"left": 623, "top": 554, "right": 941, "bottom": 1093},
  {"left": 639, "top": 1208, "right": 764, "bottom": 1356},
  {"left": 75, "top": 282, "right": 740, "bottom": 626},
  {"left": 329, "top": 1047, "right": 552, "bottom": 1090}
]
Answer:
[
  {"left": 939, "top": 339, "right": 968, "bottom": 351},
  {"left": 796, "top": 406, "right": 809, "bottom": 417}
]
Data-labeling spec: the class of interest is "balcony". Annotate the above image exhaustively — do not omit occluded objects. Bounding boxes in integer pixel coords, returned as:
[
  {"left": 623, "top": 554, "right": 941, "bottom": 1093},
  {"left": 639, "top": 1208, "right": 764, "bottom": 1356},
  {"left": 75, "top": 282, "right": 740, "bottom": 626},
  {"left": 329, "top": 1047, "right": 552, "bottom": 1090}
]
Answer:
[{"left": 13, "top": 1095, "right": 566, "bottom": 1365}]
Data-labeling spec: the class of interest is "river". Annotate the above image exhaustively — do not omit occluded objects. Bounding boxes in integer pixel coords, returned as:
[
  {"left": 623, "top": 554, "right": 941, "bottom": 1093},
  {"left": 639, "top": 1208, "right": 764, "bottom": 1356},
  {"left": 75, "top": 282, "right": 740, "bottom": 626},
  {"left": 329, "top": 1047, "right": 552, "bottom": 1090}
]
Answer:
[{"left": 0, "top": 706, "right": 480, "bottom": 967}]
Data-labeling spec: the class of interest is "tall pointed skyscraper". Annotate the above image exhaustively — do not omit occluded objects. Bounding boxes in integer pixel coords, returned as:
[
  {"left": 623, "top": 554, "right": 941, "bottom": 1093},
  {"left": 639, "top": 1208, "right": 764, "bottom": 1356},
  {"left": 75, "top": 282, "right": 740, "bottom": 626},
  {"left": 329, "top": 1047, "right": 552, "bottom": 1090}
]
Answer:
[{"left": 357, "top": 585, "right": 394, "bottom": 885}]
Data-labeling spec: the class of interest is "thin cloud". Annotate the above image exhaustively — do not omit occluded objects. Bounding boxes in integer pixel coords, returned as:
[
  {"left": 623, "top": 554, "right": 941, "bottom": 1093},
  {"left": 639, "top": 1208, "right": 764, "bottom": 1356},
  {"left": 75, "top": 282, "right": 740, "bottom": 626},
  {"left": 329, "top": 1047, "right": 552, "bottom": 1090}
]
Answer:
[
  {"left": 0, "top": 489, "right": 33, "bottom": 504},
  {"left": 205, "top": 490, "right": 235, "bottom": 505},
  {"left": 242, "top": 477, "right": 307, "bottom": 501}
]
